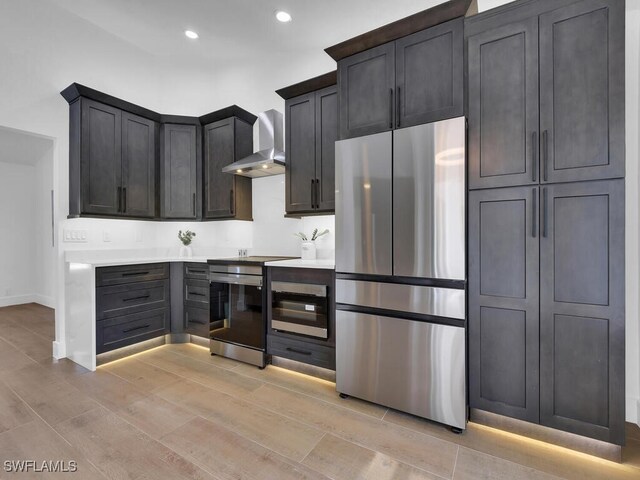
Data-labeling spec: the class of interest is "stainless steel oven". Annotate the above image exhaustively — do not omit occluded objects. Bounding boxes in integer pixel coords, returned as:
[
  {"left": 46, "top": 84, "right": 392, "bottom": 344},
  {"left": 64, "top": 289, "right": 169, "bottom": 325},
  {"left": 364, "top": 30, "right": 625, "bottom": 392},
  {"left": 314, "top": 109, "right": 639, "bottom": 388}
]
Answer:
[
  {"left": 271, "top": 281, "right": 328, "bottom": 339},
  {"left": 209, "top": 264, "right": 266, "bottom": 367}
]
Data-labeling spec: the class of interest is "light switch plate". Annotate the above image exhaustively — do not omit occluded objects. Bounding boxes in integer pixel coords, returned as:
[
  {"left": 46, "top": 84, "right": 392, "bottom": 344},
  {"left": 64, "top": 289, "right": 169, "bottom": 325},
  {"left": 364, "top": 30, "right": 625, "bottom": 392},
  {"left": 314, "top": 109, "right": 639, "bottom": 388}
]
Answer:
[{"left": 63, "top": 229, "right": 88, "bottom": 243}]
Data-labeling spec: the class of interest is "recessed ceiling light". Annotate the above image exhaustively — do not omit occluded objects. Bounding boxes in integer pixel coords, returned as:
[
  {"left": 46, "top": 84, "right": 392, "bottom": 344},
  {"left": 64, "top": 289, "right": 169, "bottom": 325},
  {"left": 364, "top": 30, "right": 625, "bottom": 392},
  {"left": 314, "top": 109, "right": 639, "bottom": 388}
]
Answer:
[
  {"left": 275, "top": 11, "right": 292, "bottom": 23},
  {"left": 184, "top": 30, "right": 199, "bottom": 39}
]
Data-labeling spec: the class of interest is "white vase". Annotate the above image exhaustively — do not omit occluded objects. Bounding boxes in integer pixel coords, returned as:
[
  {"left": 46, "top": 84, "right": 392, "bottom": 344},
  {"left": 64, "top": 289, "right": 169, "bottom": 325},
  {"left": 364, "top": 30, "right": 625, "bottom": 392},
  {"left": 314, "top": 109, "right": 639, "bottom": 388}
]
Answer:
[
  {"left": 301, "top": 241, "right": 316, "bottom": 260},
  {"left": 179, "top": 245, "right": 193, "bottom": 258}
]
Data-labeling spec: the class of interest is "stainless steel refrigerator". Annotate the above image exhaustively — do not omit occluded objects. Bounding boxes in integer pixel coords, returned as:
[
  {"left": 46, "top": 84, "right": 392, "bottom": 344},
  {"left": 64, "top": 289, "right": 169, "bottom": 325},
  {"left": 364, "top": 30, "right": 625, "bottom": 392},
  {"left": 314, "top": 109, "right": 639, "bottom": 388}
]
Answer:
[{"left": 335, "top": 117, "right": 466, "bottom": 431}]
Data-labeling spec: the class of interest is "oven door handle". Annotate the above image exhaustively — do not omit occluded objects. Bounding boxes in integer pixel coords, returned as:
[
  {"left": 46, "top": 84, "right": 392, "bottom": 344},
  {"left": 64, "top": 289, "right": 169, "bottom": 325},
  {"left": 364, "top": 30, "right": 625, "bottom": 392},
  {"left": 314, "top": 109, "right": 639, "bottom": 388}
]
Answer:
[
  {"left": 210, "top": 273, "right": 262, "bottom": 287},
  {"left": 271, "top": 281, "right": 327, "bottom": 297}
]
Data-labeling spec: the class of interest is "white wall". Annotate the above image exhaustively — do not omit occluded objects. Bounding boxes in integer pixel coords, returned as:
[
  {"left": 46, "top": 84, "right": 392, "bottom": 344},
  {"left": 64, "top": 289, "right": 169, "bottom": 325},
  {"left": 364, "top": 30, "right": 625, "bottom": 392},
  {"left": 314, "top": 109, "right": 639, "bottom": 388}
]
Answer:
[
  {"left": 33, "top": 150, "right": 56, "bottom": 307},
  {"left": 0, "top": 162, "right": 36, "bottom": 306}
]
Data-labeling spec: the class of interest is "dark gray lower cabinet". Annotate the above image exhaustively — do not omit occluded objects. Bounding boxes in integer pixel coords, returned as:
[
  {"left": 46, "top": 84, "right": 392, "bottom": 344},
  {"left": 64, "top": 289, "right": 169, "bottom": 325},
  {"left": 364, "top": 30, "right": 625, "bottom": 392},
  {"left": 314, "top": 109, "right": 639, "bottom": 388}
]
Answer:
[
  {"left": 96, "top": 264, "right": 169, "bottom": 354},
  {"left": 183, "top": 263, "right": 210, "bottom": 338},
  {"left": 469, "top": 186, "right": 540, "bottom": 423},
  {"left": 539, "top": 180, "right": 625, "bottom": 444},
  {"left": 469, "top": 180, "right": 625, "bottom": 445}
]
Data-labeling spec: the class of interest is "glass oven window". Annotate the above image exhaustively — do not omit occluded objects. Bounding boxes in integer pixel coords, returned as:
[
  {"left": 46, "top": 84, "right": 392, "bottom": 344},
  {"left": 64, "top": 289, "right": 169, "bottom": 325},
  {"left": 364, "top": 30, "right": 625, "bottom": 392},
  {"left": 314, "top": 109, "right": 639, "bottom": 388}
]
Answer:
[
  {"left": 210, "top": 282, "right": 264, "bottom": 349},
  {"left": 272, "top": 291, "right": 328, "bottom": 333}
]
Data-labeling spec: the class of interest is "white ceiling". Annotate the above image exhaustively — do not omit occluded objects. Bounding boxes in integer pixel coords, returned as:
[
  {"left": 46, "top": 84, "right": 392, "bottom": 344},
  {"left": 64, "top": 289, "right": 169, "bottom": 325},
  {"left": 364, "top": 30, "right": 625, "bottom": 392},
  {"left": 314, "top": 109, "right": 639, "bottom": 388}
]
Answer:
[
  {"left": 0, "top": 127, "right": 54, "bottom": 166},
  {"left": 48, "top": 0, "right": 448, "bottom": 63}
]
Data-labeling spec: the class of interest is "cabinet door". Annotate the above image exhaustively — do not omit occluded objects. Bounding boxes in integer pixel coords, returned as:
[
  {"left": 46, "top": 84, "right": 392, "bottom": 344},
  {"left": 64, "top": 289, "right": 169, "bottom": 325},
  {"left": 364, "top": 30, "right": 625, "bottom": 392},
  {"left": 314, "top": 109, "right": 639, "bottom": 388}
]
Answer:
[
  {"left": 396, "top": 18, "right": 463, "bottom": 129},
  {"left": 315, "top": 85, "right": 338, "bottom": 212},
  {"left": 539, "top": 180, "right": 624, "bottom": 445},
  {"left": 338, "top": 43, "right": 395, "bottom": 139},
  {"left": 467, "top": 17, "right": 539, "bottom": 190},
  {"left": 121, "top": 112, "right": 156, "bottom": 218},
  {"left": 161, "top": 124, "right": 198, "bottom": 219},
  {"left": 468, "top": 186, "right": 539, "bottom": 423},
  {"left": 285, "top": 92, "right": 316, "bottom": 213},
  {"left": 204, "top": 119, "right": 235, "bottom": 218},
  {"left": 80, "top": 99, "right": 122, "bottom": 215},
  {"left": 539, "top": 0, "right": 624, "bottom": 184}
]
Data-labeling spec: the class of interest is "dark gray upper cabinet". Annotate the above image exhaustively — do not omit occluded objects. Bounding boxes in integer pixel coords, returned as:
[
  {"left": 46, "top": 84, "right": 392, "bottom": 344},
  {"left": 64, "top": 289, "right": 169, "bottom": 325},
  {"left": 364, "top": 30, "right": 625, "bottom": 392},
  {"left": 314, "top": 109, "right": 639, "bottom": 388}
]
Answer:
[
  {"left": 468, "top": 186, "right": 540, "bottom": 423},
  {"left": 285, "top": 85, "right": 338, "bottom": 214},
  {"left": 286, "top": 92, "right": 316, "bottom": 213},
  {"left": 338, "top": 42, "right": 395, "bottom": 139},
  {"left": 72, "top": 98, "right": 157, "bottom": 218},
  {"left": 338, "top": 18, "right": 463, "bottom": 140},
  {"left": 539, "top": 179, "right": 624, "bottom": 445},
  {"left": 467, "top": 17, "right": 539, "bottom": 190},
  {"left": 316, "top": 86, "right": 338, "bottom": 211},
  {"left": 203, "top": 117, "right": 253, "bottom": 221},
  {"left": 396, "top": 18, "right": 463, "bottom": 129},
  {"left": 467, "top": 0, "right": 623, "bottom": 189},
  {"left": 122, "top": 112, "right": 156, "bottom": 218},
  {"left": 160, "top": 123, "right": 201, "bottom": 219},
  {"left": 539, "top": 0, "right": 624, "bottom": 184},
  {"left": 79, "top": 99, "right": 123, "bottom": 216}
]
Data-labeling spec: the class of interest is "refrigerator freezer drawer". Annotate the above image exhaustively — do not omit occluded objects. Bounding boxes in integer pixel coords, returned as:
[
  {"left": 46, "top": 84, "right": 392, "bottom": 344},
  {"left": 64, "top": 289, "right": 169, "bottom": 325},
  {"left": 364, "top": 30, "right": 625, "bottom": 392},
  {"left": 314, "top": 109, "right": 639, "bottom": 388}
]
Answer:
[
  {"left": 336, "top": 279, "right": 465, "bottom": 320},
  {"left": 336, "top": 310, "right": 466, "bottom": 429}
]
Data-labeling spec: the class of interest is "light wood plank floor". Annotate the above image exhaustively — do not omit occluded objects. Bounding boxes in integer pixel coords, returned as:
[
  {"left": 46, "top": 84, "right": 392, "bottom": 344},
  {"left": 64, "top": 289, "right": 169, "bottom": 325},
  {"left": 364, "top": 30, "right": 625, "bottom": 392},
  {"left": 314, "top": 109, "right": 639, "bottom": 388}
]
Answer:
[{"left": 0, "top": 303, "right": 639, "bottom": 479}]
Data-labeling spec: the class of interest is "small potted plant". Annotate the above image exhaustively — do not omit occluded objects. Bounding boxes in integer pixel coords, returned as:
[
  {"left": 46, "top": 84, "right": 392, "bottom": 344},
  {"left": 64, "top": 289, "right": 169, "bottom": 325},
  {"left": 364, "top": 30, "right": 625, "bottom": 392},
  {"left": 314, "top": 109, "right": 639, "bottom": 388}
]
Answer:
[
  {"left": 178, "top": 230, "right": 196, "bottom": 258},
  {"left": 294, "top": 228, "right": 329, "bottom": 260}
]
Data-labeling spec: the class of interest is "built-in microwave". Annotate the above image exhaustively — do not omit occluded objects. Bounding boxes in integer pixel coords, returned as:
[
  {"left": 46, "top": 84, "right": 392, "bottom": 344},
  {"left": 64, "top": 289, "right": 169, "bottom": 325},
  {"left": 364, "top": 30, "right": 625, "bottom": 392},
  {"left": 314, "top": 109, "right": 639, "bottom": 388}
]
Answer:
[{"left": 271, "top": 281, "right": 328, "bottom": 339}]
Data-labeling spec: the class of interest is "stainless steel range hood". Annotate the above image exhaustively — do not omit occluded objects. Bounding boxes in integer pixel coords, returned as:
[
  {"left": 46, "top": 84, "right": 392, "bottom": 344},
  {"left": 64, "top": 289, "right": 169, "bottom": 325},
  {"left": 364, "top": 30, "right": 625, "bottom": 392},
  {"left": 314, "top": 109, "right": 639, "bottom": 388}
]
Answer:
[{"left": 222, "top": 109, "right": 285, "bottom": 178}]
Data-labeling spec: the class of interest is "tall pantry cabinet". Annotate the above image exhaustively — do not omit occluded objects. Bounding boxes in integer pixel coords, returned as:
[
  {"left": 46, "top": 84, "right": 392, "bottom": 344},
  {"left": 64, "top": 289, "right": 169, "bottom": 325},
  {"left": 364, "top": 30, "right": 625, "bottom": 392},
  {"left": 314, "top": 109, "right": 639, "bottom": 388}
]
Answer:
[{"left": 466, "top": 0, "right": 625, "bottom": 445}]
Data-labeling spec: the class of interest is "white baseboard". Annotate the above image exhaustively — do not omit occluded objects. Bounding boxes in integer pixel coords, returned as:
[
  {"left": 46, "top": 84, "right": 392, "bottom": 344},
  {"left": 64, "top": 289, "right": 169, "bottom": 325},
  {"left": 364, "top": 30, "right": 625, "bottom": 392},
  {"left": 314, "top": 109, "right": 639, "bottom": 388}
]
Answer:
[
  {"left": 0, "top": 294, "right": 36, "bottom": 308},
  {"left": 33, "top": 294, "right": 55, "bottom": 309},
  {"left": 52, "top": 340, "right": 66, "bottom": 359},
  {"left": 0, "top": 293, "right": 55, "bottom": 309},
  {"left": 627, "top": 395, "right": 640, "bottom": 424}
]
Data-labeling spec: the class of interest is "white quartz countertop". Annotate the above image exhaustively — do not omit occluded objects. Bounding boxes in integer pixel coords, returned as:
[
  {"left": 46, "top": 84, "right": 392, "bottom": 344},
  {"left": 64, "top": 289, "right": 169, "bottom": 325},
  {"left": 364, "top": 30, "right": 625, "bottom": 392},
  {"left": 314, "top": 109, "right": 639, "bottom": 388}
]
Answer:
[
  {"left": 64, "top": 248, "right": 234, "bottom": 267},
  {"left": 264, "top": 258, "right": 335, "bottom": 269}
]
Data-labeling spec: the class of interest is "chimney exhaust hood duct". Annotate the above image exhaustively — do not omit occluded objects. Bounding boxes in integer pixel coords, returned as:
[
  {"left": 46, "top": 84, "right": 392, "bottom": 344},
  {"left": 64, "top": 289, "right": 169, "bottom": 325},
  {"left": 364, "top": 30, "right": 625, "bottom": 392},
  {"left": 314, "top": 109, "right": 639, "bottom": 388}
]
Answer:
[{"left": 222, "top": 109, "right": 285, "bottom": 177}]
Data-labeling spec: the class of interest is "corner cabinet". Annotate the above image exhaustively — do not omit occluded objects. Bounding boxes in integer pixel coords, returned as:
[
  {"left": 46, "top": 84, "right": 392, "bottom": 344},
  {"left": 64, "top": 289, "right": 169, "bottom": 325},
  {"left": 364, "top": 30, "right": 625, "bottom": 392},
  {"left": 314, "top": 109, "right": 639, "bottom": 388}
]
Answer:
[
  {"left": 203, "top": 117, "right": 253, "bottom": 221},
  {"left": 160, "top": 123, "right": 201, "bottom": 220},
  {"left": 338, "top": 17, "right": 463, "bottom": 140},
  {"left": 284, "top": 83, "right": 338, "bottom": 214},
  {"left": 69, "top": 98, "right": 157, "bottom": 218}
]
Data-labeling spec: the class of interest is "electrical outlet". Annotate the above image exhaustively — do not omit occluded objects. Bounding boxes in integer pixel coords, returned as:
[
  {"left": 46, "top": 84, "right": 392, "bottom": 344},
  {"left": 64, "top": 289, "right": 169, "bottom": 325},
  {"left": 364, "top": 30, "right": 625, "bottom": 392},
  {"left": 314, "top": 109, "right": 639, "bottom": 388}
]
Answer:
[
  {"left": 103, "top": 231, "right": 111, "bottom": 242},
  {"left": 135, "top": 230, "right": 143, "bottom": 243},
  {"left": 237, "top": 249, "right": 248, "bottom": 257},
  {"left": 5, "top": 288, "right": 11, "bottom": 297},
  {"left": 63, "top": 229, "right": 88, "bottom": 243}
]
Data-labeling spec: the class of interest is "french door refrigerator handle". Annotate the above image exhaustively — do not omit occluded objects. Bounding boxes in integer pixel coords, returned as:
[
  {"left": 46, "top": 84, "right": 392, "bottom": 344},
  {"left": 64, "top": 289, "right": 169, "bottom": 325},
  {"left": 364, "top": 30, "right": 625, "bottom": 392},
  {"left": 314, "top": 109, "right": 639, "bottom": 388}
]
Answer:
[
  {"left": 389, "top": 88, "right": 393, "bottom": 128},
  {"left": 532, "top": 188, "right": 537, "bottom": 238},
  {"left": 532, "top": 131, "right": 537, "bottom": 182}
]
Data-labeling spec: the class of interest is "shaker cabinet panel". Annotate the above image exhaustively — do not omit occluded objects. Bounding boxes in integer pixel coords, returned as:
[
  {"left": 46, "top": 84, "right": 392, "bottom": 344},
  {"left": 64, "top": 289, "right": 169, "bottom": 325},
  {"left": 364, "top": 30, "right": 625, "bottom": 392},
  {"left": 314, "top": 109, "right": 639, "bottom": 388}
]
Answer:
[
  {"left": 468, "top": 18, "right": 539, "bottom": 189},
  {"left": 285, "top": 85, "right": 338, "bottom": 214},
  {"left": 122, "top": 112, "right": 156, "bottom": 218},
  {"left": 286, "top": 93, "right": 316, "bottom": 213},
  {"left": 203, "top": 117, "right": 253, "bottom": 221},
  {"left": 160, "top": 124, "right": 199, "bottom": 219},
  {"left": 468, "top": 186, "right": 539, "bottom": 423},
  {"left": 539, "top": 0, "right": 624, "bottom": 184},
  {"left": 315, "top": 86, "right": 338, "bottom": 212},
  {"left": 338, "top": 43, "right": 395, "bottom": 139},
  {"left": 80, "top": 99, "right": 123, "bottom": 215},
  {"left": 204, "top": 119, "right": 235, "bottom": 218},
  {"left": 539, "top": 179, "right": 625, "bottom": 444},
  {"left": 396, "top": 18, "right": 463, "bottom": 128}
]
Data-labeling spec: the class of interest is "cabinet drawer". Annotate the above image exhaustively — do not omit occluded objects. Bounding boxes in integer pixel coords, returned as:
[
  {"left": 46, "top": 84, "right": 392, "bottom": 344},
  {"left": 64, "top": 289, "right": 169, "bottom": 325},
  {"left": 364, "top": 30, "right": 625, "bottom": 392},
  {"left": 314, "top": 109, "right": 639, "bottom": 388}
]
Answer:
[
  {"left": 97, "top": 308, "right": 168, "bottom": 354},
  {"left": 185, "top": 279, "right": 209, "bottom": 308},
  {"left": 96, "top": 263, "right": 169, "bottom": 287},
  {"left": 184, "top": 263, "right": 209, "bottom": 280},
  {"left": 185, "top": 306, "right": 210, "bottom": 338},
  {"left": 97, "top": 280, "right": 169, "bottom": 320},
  {"left": 268, "top": 334, "right": 335, "bottom": 370}
]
